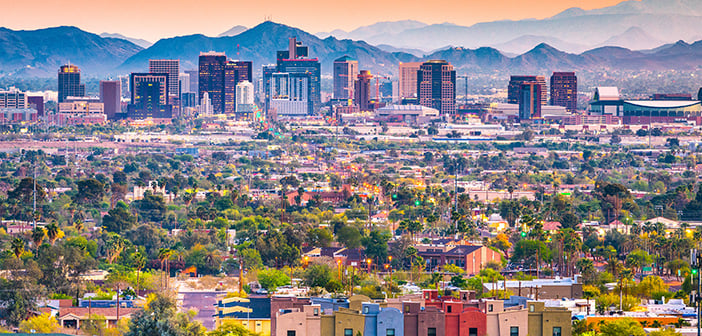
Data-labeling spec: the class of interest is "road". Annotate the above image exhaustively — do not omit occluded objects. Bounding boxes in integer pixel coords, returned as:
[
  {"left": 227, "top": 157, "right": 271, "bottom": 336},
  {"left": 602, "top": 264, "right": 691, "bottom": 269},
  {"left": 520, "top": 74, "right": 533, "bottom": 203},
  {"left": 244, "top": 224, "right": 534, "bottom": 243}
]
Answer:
[{"left": 180, "top": 291, "right": 224, "bottom": 330}]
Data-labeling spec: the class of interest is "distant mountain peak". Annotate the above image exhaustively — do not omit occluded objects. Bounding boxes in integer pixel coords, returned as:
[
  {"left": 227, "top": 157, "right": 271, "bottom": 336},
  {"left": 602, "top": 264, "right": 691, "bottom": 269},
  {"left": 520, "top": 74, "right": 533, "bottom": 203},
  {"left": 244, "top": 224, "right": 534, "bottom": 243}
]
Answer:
[{"left": 218, "top": 25, "right": 247, "bottom": 37}]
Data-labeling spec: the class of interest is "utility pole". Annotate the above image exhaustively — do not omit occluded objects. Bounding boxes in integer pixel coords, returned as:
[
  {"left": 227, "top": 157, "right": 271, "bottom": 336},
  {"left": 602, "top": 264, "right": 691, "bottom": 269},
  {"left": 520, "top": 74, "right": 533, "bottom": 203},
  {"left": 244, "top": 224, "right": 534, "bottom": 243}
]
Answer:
[
  {"left": 691, "top": 249, "right": 701, "bottom": 336},
  {"left": 33, "top": 165, "right": 37, "bottom": 228}
]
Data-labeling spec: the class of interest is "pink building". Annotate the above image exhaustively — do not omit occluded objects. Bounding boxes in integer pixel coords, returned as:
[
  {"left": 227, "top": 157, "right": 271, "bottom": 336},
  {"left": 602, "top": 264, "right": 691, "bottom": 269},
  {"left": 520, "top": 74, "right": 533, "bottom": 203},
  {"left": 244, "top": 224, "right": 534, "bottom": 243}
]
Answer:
[{"left": 275, "top": 304, "right": 321, "bottom": 336}]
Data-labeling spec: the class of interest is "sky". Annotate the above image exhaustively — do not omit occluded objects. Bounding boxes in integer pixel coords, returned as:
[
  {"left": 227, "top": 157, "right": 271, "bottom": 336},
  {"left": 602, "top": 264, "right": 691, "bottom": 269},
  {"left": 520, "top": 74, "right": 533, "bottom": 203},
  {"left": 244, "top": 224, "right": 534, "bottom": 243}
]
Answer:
[{"left": 4, "top": 0, "right": 627, "bottom": 41}]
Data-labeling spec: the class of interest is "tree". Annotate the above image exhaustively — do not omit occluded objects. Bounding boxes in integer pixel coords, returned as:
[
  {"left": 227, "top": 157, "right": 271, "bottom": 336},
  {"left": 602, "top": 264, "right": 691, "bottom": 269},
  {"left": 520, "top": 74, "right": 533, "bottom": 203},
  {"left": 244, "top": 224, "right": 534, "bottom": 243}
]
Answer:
[
  {"left": 303, "top": 264, "right": 333, "bottom": 288},
  {"left": 337, "top": 226, "right": 363, "bottom": 249},
  {"left": 0, "top": 278, "right": 41, "bottom": 327},
  {"left": 610, "top": 134, "right": 622, "bottom": 144},
  {"left": 18, "top": 312, "right": 60, "bottom": 334},
  {"left": 125, "top": 292, "right": 203, "bottom": 336},
  {"left": 307, "top": 228, "right": 333, "bottom": 248},
  {"left": 132, "top": 251, "right": 146, "bottom": 296},
  {"left": 209, "top": 322, "right": 258, "bottom": 336},
  {"left": 45, "top": 222, "right": 63, "bottom": 245},
  {"left": 8, "top": 177, "right": 46, "bottom": 205},
  {"left": 135, "top": 194, "right": 167, "bottom": 222},
  {"left": 598, "top": 318, "right": 646, "bottom": 336},
  {"left": 362, "top": 230, "right": 390, "bottom": 264},
  {"left": 10, "top": 238, "right": 25, "bottom": 259},
  {"left": 238, "top": 248, "right": 263, "bottom": 270},
  {"left": 102, "top": 202, "right": 137, "bottom": 233},
  {"left": 73, "top": 178, "right": 106, "bottom": 205},
  {"left": 31, "top": 227, "right": 46, "bottom": 247},
  {"left": 257, "top": 268, "right": 290, "bottom": 290}
]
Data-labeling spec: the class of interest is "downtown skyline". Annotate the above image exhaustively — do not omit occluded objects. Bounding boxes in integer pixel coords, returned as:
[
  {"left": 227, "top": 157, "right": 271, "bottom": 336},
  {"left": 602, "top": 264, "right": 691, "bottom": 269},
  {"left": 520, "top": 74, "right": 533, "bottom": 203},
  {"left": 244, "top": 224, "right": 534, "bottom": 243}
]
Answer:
[{"left": 3, "top": 0, "right": 626, "bottom": 41}]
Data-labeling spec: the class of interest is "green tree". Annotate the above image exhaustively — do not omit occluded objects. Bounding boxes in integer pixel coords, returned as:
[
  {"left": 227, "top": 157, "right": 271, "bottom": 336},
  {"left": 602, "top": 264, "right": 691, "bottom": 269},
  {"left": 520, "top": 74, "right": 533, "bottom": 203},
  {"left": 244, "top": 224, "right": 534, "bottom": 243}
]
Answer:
[
  {"left": 102, "top": 202, "right": 137, "bottom": 233},
  {"left": 303, "top": 264, "right": 333, "bottom": 288},
  {"left": 362, "top": 230, "right": 390, "bottom": 264},
  {"left": 209, "top": 322, "right": 258, "bottom": 336},
  {"left": 257, "top": 269, "right": 290, "bottom": 290},
  {"left": 18, "top": 312, "right": 59, "bottom": 333},
  {"left": 598, "top": 318, "right": 646, "bottom": 336},
  {"left": 73, "top": 178, "right": 106, "bottom": 205},
  {"left": 337, "top": 226, "right": 363, "bottom": 249}
]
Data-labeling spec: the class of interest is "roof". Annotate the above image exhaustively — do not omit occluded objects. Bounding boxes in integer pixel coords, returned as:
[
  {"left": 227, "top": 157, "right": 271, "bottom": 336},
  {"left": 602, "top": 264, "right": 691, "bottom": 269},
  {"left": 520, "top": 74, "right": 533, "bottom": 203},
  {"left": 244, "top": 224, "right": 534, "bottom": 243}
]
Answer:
[
  {"left": 57, "top": 307, "right": 140, "bottom": 319},
  {"left": 595, "top": 87, "right": 620, "bottom": 100},
  {"left": 334, "top": 55, "right": 357, "bottom": 62},
  {"left": 624, "top": 100, "right": 700, "bottom": 108}
]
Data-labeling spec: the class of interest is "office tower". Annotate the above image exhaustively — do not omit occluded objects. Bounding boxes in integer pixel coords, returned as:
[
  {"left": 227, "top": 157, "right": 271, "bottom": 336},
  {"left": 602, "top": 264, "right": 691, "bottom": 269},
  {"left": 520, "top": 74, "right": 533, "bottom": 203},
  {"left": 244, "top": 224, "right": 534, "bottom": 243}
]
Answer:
[
  {"left": 519, "top": 82, "right": 542, "bottom": 120},
  {"left": 354, "top": 70, "right": 373, "bottom": 111},
  {"left": 119, "top": 75, "right": 130, "bottom": 97},
  {"left": 261, "top": 64, "right": 277, "bottom": 113},
  {"left": 508, "top": 75, "right": 547, "bottom": 106},
  {"left": 185, "top": 70, "right": 198, "bottom": 93},
  {"left": 149, "top": 60, "right": 180, "bottom": 101},
  {"left": 179, "top": 73, "right": 190, "bottom": 94},
  {"left": 333, "top": 56, "right": 358, "bottom": 99},
  {"left": 550, "top": 72, "right": 577, "bottom": 111},
  {"left": 58, "top": 64, "right": 85, "bottom": 102},
  {"left": 198, "top": 92, "right": 213, "bottom": 115},
  {"left": 198, "top": 52, "right": 227, "bottom": 114},
  {"left": 235, "top": 81, "right": 255, "bottom": 119},
  {"left": 274, "top": 38, "right": 320, "bottom": 115},
  {"left": 224, "top": 60, "right": 253, "bottom": 113},
  {"left": 128, "top": 73, "right": 172, "bottom": 119},
  {"left": 0, "top": 88, "right": 26, "bottom": 108},
  {"left": 99, "top": 80, "right": 121, "bottom": 120},
  {"left": 417, "top": 60, "right": 456, "bottom": 115},
  {"left": 27, "top": 96, "right": 44, "bottom": 116},
  {"left": 269, "top": 72, "right": 309, "bottom": 116},
  {"left": 399, "top": 62, "right": 423, "bottom": 99}
]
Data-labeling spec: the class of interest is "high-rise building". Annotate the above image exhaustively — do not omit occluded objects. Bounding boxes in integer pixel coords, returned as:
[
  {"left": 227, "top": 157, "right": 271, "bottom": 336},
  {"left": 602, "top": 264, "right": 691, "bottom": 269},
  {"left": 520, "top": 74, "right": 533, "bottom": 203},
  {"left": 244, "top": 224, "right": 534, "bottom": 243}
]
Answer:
[
  {"left": 269, "top": 72, "right": 310, "bottom": 116},
  {"left": 417, "top": 60, "right": 456, "bottom": 115},
  {"left": 99, "top": 80, "right": 121, "bottom": 120},
  {"left": 508, "top": 76, "right": 547, "bottom": 106},
  {"left": 185, "top": 70, "right": 199, "bottom": 93},
  {"left": 235, "top": 81, "right": 255, "bottom": 119},
  {"left": 224, "top": 61, "right": 253, "bottom": 113},
  {"left": 0, "top": 88, "right": 26, "bottom": 108},
  {"left": 333, "top": 56, "right": 358, "bottom": 99},
  {"left": 550, "top": 72, "right": 577, "bottom": 111},
  {"left": 58, "top": 64, "right": 85, "bottom": 102},
  {"left": 198, "top": 52, "right": 227, "bottom": 114},
  {"left": 261, "top": 64, "right": 277, "bottom": 113},
  {"left": 354, "top": 70, "right": 373, "bottom": 111},
  {"left": 519, "top": 82, "right": 542, "bottom": 120},
  {"left": 128, "top": 73, "right": 172, "bottom": 119},
  {"left": 274, "top": 38, "right": 320, "bottom": 115},
  {"left": 179, "top": 73, "right": 190, "bottom": 94},
  {"left": 27, "top": 96, "right": 44, "bottom": 116},
  {"left": 149, "top": 60, "right": 180, "bottom": 100},
  {"left": 399, "top": 62, "right": 423, "bottom": 99}
]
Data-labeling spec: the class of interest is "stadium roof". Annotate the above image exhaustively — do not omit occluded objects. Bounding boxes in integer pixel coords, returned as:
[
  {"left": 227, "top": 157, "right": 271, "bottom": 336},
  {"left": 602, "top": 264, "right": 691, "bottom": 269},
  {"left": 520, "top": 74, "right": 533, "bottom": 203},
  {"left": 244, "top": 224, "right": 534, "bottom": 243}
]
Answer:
[
  {"left": 624, "top": 100, "right": 701, "bottom": 108},
  {"left": 594, "top": 87, "right": 620, "bottom": 101}
]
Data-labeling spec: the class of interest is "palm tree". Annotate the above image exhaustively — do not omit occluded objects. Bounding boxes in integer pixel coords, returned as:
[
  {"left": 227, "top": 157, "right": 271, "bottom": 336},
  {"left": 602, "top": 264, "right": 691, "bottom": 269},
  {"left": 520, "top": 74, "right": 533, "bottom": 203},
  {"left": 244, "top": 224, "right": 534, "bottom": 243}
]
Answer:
[
  {"left": 31, "top": 227, "right": 46, "bottom": 248},
  {"left": 10, "top": 238, "right": 24, "bottom": 259},
  {"left": 74, "top": 219, "right": 84, "bottom": 232},
  {"left": 132, "top": 251, "right": 146, "bottom": 296},
  {"left": 158, "top": 248, "right": 173, "bottom": 290},
  {"left": 45, "top": 222, "right": 60, "bottom": 245},
  {"left": 106, "top": 235, "right": 124, "bottom": 264}
]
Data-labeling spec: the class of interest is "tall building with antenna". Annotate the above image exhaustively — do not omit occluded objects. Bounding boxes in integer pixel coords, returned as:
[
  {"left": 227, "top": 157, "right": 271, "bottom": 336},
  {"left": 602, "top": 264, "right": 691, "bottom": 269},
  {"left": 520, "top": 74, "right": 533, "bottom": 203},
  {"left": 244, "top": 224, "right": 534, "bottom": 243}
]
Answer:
[{"left": 58, "top": 64, "right": 85, "bottom": 103}]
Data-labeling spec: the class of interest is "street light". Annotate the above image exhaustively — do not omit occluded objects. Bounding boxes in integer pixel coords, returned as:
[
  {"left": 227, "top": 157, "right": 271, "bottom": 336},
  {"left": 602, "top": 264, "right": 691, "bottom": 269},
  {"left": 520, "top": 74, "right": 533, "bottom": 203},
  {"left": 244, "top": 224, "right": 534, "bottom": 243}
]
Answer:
[{"left": 366, "top": 258, "right": 372, "bottom": 274}]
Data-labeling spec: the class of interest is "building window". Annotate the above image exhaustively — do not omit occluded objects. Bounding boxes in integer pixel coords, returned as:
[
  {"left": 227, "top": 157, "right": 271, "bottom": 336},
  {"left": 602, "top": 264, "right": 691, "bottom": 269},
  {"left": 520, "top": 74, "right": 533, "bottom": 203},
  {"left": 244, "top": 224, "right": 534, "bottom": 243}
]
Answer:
[
  {"left": 287, "top": 331, "right": 296, "bottom": 336},
  {"left": 345, "top": 329, "right": 353, "bottom": 336},
  {"left": 488, "top": 304, "right": 493, "bottom": 312},
  {"left": 387, "top": 329, "right": 395, "bottom": 336},
  {"left": 364, "top": 306, "right": 369, "bottom": 314},
  {"left": 510, "top": 326, "right": 519, "bottom": 336},
  {"left": 447, "top": 305, "right": 452, "bottom": 313},
  {"left": 469, "top": 328, "right": 478, "bottom": 336},
  {"left": 529, "top": 304, "right": 535, "bottom": 312},
  {"left": 313, "top": 308, "right": 319, "bottom": 316},
  {"left": 428, "top": 328, "right": 437, "bottom": 336},
  {"left": 553, "top": 327, "right": 562, "bottom": 336}
]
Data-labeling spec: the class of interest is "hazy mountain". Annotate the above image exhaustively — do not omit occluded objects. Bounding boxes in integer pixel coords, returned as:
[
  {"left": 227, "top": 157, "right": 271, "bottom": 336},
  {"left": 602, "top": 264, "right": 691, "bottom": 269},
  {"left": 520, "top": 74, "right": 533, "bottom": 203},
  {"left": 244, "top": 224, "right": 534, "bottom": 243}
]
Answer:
[
  {"left": 119, "top": 21, "right": 419, "bottom": 75},
  {"left": 595, "top": 27, "right": 665, "bottom": 50},
  {"left": 423, "top": 47, "right": 509, "bottom": 71},
  {"left": 0, "top": 26, "right": 143, "bottom": 77},
  {"left": 317, "top": 20, "right": 428, "bottom": 41},
  {"left": 375, "top": 44, "right": 425, "bottom": 57},
  {"left": 490, "top": 35, "right": 590, "bottom": 54},
  {"left": 354, "top": 0, "right": 702, "bottom": 51},
  {"left": 218, "top": 25, "right": 247, "bottom": 37},
  {"left": 100, "top": 32, "right": 152, "bottom": 48},
  {"left": 507, "top": 43, "right": 599, "bottom": 72}
]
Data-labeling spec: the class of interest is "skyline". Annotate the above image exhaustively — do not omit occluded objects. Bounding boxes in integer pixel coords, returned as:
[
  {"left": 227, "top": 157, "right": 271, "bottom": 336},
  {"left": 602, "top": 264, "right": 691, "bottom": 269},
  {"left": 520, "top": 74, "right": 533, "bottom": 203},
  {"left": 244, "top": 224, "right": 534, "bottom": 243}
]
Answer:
[{"left": 4, "top": 0, "right": 625, "bottom": 42}]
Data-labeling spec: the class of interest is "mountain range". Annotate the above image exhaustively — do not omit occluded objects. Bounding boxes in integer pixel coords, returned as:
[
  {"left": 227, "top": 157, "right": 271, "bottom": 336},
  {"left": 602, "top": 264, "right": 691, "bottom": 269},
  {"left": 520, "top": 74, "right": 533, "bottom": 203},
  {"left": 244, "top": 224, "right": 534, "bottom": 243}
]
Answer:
[
  {"left": 1, "top": 20, "right": 702, "bottom": 78},
  {"left": 318, "top": 0, "right": 702, "bottom": 53}
]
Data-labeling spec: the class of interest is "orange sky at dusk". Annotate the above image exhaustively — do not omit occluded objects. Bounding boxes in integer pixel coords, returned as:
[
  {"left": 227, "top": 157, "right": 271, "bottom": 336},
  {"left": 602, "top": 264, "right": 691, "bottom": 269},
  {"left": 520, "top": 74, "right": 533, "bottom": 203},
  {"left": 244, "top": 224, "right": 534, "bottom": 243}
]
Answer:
[{"left": 5, "top": 0, "right": 627, "bottom": 41}]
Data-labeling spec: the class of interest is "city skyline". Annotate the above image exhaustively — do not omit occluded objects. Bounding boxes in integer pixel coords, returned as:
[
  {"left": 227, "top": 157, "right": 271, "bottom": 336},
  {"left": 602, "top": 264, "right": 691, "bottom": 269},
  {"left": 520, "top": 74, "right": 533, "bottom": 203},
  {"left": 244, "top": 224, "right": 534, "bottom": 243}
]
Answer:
[{"left": 2, "top": 0, "right": 624, "bottom": 41}]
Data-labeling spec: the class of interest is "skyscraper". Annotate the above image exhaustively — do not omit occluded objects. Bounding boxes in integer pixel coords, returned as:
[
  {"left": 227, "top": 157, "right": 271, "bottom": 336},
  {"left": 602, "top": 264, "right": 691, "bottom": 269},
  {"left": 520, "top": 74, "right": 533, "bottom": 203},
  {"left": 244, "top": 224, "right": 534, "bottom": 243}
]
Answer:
[
  {"left": 261, "top": 64, "right": 277, "bottom": 113},
  {"left": 550, "top": 72, "right": 577, "bottom": 111},
  {"left": 508, "top": 75, "right": 547, "bottom": 106},
  {"left": 236, "top": 81, "right": 255, "bottom": 119},
  {"left": 185, "top": 70, "right": 199, "bottom": 93},
  {"left": 269, "top": 72, "right": 310, "bottom": 116},
  {"left": 128, "top": 73, "right": 172, "bottom": 119},
  {"left": 224, "top": 61, "right": 253, "bottom": 114},
  {"left": 100, "top": 80, "right": 121, "bottom": 120},
  {"left": 27, "top": 96, "right": 44, "bottom": 116},
  {"left": 198, "top": 52, "right": 227, "bottom": 114},
  {"left": 333, "top": 56, "right": 358, "bottom": 99},
  {"left": 58, "top": 64, "right": 85, "bottom": 103},
  {"left": 519, "top": 82, "right": 542, "bottom": 120},
  {"left": 417, "top": 60, "right": 456, "bottom": 115},
  {"left": 274, "top": 38, "right": 320, "bottom": 115},
  {"left": 398, "top": 62, "right": 423, "bottom": 99},
  {"left": 354, "top": 70, "right": 373, "bottom": 111},
  {"left": 149, "top": 60, "right": 180, "bottom": 100}
]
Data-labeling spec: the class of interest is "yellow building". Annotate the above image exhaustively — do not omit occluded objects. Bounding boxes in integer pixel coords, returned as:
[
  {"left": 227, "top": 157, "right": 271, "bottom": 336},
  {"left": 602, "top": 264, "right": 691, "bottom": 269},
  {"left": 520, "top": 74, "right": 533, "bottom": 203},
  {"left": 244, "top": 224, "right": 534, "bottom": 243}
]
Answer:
[{"left": 213, "top": 296, "right": 271, "bottom": 336}]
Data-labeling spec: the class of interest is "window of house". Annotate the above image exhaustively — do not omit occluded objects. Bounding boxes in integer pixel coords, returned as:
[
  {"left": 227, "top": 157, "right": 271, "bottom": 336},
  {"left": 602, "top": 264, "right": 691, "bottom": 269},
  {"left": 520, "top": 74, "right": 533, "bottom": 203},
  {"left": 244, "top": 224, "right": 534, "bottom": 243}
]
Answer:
[
  {"left": 553, "top": 327, "right": 562, "bottom": 336},
  {"left": 488, "top": 304, "right": 493, "bottom": 312},
  {"left": 447, "top": 305, "right": 452, "bottom": 313},
  {"left": 529, "top": 304, "right": 535, "bottom": 312},
  {"left": 287, "top": 331, "right": 296, "bottom": 336},
  {"left": 469, "top": 328, "right": 478, "bottom": 336},
  {"left": 313, "top": 308, "right": 319, "bottom": 316},
  {"left": 364, "top": 306, "right": 369, "bottom": 314},
  {"left": 510, "top": 326, "right": 519, "bottom": 336},
  {"left": 405, "top": 306, "right": 410, "bottom": 313},
  {"left": 387, "top": 329, "right": 395, "bottom": 336},
  {"left": 428, "top": 327, "right": 437, "bottom": 336},
  {"left": 344, "top": 329, "right": 353, "bottom": 336}
]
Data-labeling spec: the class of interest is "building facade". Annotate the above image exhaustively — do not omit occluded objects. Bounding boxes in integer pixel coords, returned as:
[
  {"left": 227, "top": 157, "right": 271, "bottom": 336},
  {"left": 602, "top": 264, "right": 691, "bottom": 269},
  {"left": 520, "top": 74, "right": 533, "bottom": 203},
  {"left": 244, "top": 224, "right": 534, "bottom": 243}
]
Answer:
[
  {"left": 272, "top": 38, "right": 320, "bottom": 115},
  {"left": 519, "top": 82, "right": 542, "bottom": 120},
  {"left": 0, "top": 88, "right": 26, "bottom": 108},
  {"left": 198, "top": 52, "right": 227, "bottom": 114},
  {"left": 399, "top": 62, "right": 423, "bottom": 99},
  {"left": 149, "top": 59, "right": 180, "bottom": 100},
  {"left": 550, "top": 72, "right": 577, "bottom": 112},
  {"left": 99, "top": 80, "right": 121, "bottom": 120},
  {"left": 58, "top": 64, "right": 85, "bottom": 103},
  {"left": 224, "top": 60, "right": 253, "bottom": 114},
  {"left": 128, "top": 73, "right": 172, "bottom": 119},
  {"left": 333, "top": 56, "right": 359, "bottom": 100},
  {"left": 417, "top": 60, "right": 456, "bottom": 116},
  {"left": 354, "top": 70, "right": 373, "bottom": 111},
  {"left": 269, "top": 72, "right": 310, "bottom": 116},
  {"left": 508, "top": 76, "right": 547, "bottom": 106}
]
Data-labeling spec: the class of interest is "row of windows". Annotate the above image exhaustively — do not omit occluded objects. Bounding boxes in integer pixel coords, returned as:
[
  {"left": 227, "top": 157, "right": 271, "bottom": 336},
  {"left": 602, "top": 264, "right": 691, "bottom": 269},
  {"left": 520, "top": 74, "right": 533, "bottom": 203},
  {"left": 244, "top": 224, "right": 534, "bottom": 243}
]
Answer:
[
  {"left": 623, "top": 110, "right": 702, "bottom": 117},
  {"left": 287, "top": 325, "right": 561, "bottom": 336}
]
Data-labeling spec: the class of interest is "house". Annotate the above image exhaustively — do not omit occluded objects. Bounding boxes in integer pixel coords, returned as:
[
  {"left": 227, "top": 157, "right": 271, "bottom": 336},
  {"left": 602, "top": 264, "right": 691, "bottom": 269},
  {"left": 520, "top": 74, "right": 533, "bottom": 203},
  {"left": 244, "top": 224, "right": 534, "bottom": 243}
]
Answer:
[
  {"left": 416, "top": 245, "right": 502, "bottom": 275},
  {"left": 270, "top": 296, "right": 312, "bottom": 336},
  {"left": 526, "top": 301, "right": 573, "bottom": 336},
  {"left": 362, "top": 302, "right": 404, "bottom": 336},
  {"left": 483, "top": 277, "right": 583, "bottom": 300},
  {"left": 213, "top": 296, "right": 271, "bottom": 335},
  {"left": 403, "top": 301, "right": 445, "bottom": 336},
  {"left": 275, "top": 304, "right": 321, "bottom": 336},
  {"left": 479, "top": 300, "right": 528, "bottom": 336},
  {"left": 56, "top": 307, "right": 140, "bottom": 329}
]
